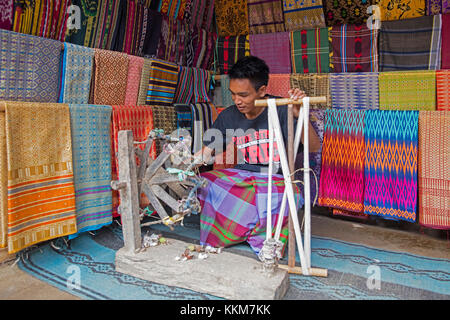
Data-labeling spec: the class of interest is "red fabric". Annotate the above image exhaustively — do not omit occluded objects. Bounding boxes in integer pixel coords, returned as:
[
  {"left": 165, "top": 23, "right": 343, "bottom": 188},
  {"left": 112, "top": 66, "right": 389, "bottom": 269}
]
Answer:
[{"left": 442, "top": 14, "right": 450, "bottom": 69}]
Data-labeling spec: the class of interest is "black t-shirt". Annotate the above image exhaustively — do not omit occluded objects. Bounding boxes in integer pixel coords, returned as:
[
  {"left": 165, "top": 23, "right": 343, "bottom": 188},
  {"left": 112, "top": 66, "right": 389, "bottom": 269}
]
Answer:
[{"left": 203, "top": 98, "right": 303, "bottom": 173}]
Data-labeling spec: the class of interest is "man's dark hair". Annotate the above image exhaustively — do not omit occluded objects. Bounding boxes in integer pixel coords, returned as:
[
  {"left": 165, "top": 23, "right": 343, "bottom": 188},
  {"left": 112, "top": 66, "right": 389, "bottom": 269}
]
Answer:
[{"left": 228, "top": 55, "right": 269, "bottom": 91}]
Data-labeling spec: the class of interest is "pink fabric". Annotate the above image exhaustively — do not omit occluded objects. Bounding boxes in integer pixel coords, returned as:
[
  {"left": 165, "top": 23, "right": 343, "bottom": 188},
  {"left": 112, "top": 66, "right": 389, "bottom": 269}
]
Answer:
[
  {"left": 249, "top": 32, "right": 292, "bottom": 74},
  {"left": 124, "top": 55, "right": 144, "bottom": 106},
  {"left": 266, "top": 74, "right": 291, "bottom": 97},
  {"left": 442, "top": 14, "right": 450, "bottom": 69}
]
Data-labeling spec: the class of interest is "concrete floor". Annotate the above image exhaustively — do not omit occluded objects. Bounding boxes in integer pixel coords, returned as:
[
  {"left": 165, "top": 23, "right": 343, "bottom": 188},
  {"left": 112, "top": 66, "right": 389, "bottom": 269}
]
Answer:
[{"left": 0, "top": 211, "right": 448, "bottom": 300}]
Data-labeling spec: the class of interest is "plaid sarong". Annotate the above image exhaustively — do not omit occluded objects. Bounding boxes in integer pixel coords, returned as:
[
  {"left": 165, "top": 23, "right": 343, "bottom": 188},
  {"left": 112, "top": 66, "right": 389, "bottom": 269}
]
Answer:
[
  {"left": 250, "top": 32, "right": 292, "bottom": 74},
  {"left": 198, "top": 169, "right": 304, "bottom": 255},
  {"left": 436, "top": 70, "right": 450, "bottom": 111},
  {"left": 146, "top": 58, "right": 179, "bottom": 106},
  {"left": 290, "top": 28, "right": 330, "bottom": 74},
  {"left": 283, "top": 0, "right": 326, "bottom": 30},
  {"left": 216, "top": 35, "right": 250, "bottom": 75},
  {"left": 330, "top": 73, "right": 379, "bottom": 109},
  {"left": 247, "top": 0, "right": 285, "bottom": 34},
  {"left": 364, "top": 110, "right": 419, "bottom": 223}
]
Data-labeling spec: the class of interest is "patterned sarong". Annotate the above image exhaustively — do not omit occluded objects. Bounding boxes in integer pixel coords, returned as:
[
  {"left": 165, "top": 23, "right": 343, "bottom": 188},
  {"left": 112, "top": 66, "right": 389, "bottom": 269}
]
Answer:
[
  {"left": 151, "top": 105, "right": 178, "bottom": 154},
  {"left": 441, "top": 13, "right": 450, "bottom": 69},
  {"left": 283, "top": 0, "right": 326, "bottom": 30},
  {"left": 214, "top": 0, "right": 249, "bottom": 36},
  {"left": 266, "top": 74, "right": 291, "bottom": 98},
  {"left": 68, "top": 104, "right": 113, "bottom": 239},
  {"left": 427, "top": 0, "right": 450, "bottom": 13},
  {"left": 124, "top": 55, "right": 144, "bottom": 106},
  {"left": 319, "top": 109, "right": 366, "bottom": 215},
  {"left": 364, "top": 110, "right": 419, "bottom": 222},
  {"left": 191, "top": 28, "right": 217, "bottom": 70},
  {"left": 329, "top": 24, "right": 378, "bottom": 73},
  {"left": 247, "top": 0, "right": 285, "bottom": 34},
  {"left": 174, "top": 67, "right": 211, "bottom": 104},
  {"left": 418, "top": 111, "right": 450, "bottom": 230},
  {"left": 322, "top": 0, "right": 377, "bottom": 26},
  {"left": 436, "top": 70, "right": 450, "bottom": 111},
  {"left": 378, "top": 0, "right": 425, "bottom": 21},
  {"left": 0, "top": 29, "right": 61, "bottom": 102},
  {"left": 198, "top": 169, "right": 304, "bottom": 255},
  {"left": 174, "top": 104, "right": 193, "bottom": 137},
  {"left": 141, "top": 9, "right": 163, "bottom": 57},
  {"left": 379, "top": 15, "right": 442, "bottom": 71},
  {"left": 3, "top": 101, "right": 77, "bottom": 254},
  {"left": 379, "top": 70, "right": 436, "bottom": 111},
  {"left": 158, "top": 0, "right": 187, "bottom": 20},
  {"left": 59, "top": 43, "right": 94, "bottom": 104},
  {"left": 250, "top": 32, "right": 292, "bottom": 74},
  {"left": 330, "top": 73, "right": 379, "bottom": 109},
  {"left": 290, "top": 28, "right": 330, "bottom": 74},
  {"left": 216, "top": 35, "right": 250, "bottom": 75},
  {"left": 146, "top": 58, "right": 179, "bottom": 106},
  {"left": 191, "top": 102, "right": 218, "bottom": 153},
  {"left": 0, "top": 0, "right": 13, "bottom": 31},
  {"left": 290, "top": 73, "right": 331, "bottom": 108}
]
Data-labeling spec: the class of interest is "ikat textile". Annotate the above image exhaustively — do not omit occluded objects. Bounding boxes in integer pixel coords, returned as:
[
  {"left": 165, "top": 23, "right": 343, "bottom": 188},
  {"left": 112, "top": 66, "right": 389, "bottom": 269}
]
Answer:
[
  {"left": 157, "top": 0, "right": 188, "bottom": 20},
  {"left": 283, "top": 0, "right": 326, "bottom": 31},
  {"left": 436, "top": 70, "right": 450, "bottom": 110},
  {"left": 247, "top": 0, "right": 286, "bottom": 34},
  {"left": 427, "top": 0, "right": 450, "bottom": 14},
  {"left": 0, "top": 0, "right": 13, "bottom": 30},
  {"left": 330, "top": 73, "right": 379, "bottom": 109}
]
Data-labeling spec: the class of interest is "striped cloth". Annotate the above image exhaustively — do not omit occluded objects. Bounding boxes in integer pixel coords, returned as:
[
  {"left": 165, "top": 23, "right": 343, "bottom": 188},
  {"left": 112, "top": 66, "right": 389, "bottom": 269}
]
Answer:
[
  {"left": 146, "top": 58, "right": 179, "bottom": 106},
  {"left": 283, "top": 0, "right": 326, "bottom": 30},
  {"left": 378, "top": 0, "right": 426, "bottom": 21},
  {"left": 250, "top": 32, "right": 292, "bottom": 74},
  {"left": 59, "top": 43, "right": 94, "bottom": 104},
  {"left": 441, "top": 13, "right": 450, "bottom": 69},
  {"left": 379, "top": 15, "right": 442, "bottom": 71},
  {"left": 214, "top": 0, "right": 249, "bottom": 36},
  {"left": 141, "top": 9, "right": 163, "bottom": 57},
  {"left": 379, "top": 70, "right": 436, "bottom": 111},
  {"left": 174, "top": 104, "right": 193, "bottom": 137},
  {"left": 158, "top": 0, "right": 187, "bottom": 20},
  {"left": 197, "top": 168, "right": 304, "bottom": 255},
  {"left": 427, "top": 0, "right": 450, "bottom": 14},
  {"left": 330, "top": 73, "right": 379, "bottom": 109},
  {"left": 0, "top": 29, "right": 61, "bottom": 102},
  {"left": 247, "top": 0, "right": 285, "bottom": 34},
  {"left": 290, "top": 73, "right": 331, "bottom": 108},
  {"left": 436, "top": 70, "right": 450, "bottom": 111},
  {"left": 3, "top": 101, "right": 77, "bottom": 254},
  {"left": 319, "top": 109, "right": 367, "bottom": 216},
  {"left": 124, "top": 55, "right": 144, "bottom": 106},
  {"left": 216, "top": 35, "right": 250, "bottom": 75},
  {"left": 191, "top": 102, "right": 218, "bottom": 153},
  {"left": 418, "top": 111, "right": 450, "bottom": 230},
  {"left": 174, "top": 67, "right": 211, "bottom": 104},
  {"left": 329, "top": 24, "right": 379, "bottom": 73},
  {"left": 364, "top": 110, "right": 419, "bottom": 223},
  {"left": 191, "top": 28, "right": 217, "bottom": 70},
  {"left": 137, "top": 58, "right": 153, "bottom": 106},
  {"left": 290, "top": 28, "right": 330, "bottom": 74},
  {"left": 68, "top": 104, "right": 113, "bottom": 239},
  {"left": 266, "top": 74, "right": 291, "bottom": 98}
]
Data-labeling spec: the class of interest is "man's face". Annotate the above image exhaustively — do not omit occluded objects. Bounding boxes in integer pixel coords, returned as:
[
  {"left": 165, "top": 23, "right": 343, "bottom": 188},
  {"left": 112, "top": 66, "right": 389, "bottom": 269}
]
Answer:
[{"left": 229, "top": 78, "right": 266, "bottom": 116}]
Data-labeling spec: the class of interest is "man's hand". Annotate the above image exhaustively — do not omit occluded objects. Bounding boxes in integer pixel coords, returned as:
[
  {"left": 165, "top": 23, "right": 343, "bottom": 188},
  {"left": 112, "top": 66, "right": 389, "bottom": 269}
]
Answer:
[{"left": 287, "top": 88, "right": 306, "bottom": 118}]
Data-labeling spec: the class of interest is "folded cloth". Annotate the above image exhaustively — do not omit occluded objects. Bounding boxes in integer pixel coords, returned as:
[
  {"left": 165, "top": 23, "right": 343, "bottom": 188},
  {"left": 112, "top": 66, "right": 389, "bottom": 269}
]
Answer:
[
  {"left": 378, "top": 0, "right": 425, "bottom": 21},
  {"left": 283, "top": 0, "right": 326, "bottom": 30},
  {"left": 146, "top": 58, "right": 179, "bottom": 106},
  {"left": 247, "top": 0, "right": 286, "bottom": 34},
  {"left": 436, "top": 70, "right": 450, "bottom": 111},
  {"left": 290, "top": 73, "right": 332, "bottom": 109},
  {"left": 124, "top": 55, "right": 144, "bottom": 106},
  {"left": 250, "top": 32, "right": 292, "bottom": 74},
  {"left": 216, "top": 35, "right": 250, "bottom": 75},
  {"left": 330, "top": 72, "right": 379, "bottom": 109},
  {"left": 214, "top": 0, "right": 249, "bottom": 36}
]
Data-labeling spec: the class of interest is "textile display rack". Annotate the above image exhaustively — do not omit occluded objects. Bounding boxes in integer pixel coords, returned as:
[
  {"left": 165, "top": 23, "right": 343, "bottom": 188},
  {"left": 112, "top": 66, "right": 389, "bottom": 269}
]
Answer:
[{"left": 254, "top": 97, "right": 328, "bottom": 277}]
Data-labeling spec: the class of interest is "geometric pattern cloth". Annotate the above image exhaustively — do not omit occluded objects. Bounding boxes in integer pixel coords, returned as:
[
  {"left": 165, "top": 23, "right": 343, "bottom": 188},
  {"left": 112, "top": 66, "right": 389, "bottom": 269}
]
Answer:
[
  {"left": 146, "top": 58, "right": 179, "bottom": 106},
  {"left": 426, "top": 0, "right": 450, "bottom": 14},
  {"left": 322, "top": 0, "right": 377, "bottom": 26},
  {"left": 216, "top": 35, "right": 250, "bottom": 75},
  {"left": 378, "top": 0, "right": 426, "bottom": 21},
  {"left": 418, "top": 111, "right": 450, "bottom": 229},
  {"left": 378, "top": 70, "right": 436, "bottom": 111},
  {"left": 436, "top": 70, "right": 450, "bottom": 111},
  {"left": 3, "top": 101, "right": 77, "bottom": 254},
  {"left": 250, "top": 32, "right": 292, "bottom": 74},
  {"left": 157, "top": 0, "right": 188, "bottom": 20},
  {"left": 330, "top": 73, "right": 379, "bottom": 109},
  {"left": 329, "top": 24, "right": 379, "bottom": 73},
  {"left": 290, "top": 73, "right": 332, "bottom": 108},
  {"left": 124, "top": 55, "right": 145, "bottom": 106},
  {"left": 247, "top": 0, "right": 286, "bottom": 34},
  {"left": 68, "top": 104, "right": 113, "bottom": 239},
  {"left": 363, "top": 110, "right": 419, "bottom": 223},
  {"left": 266, "top": 74, "right": 291, "bottom": 98},
  {"left": 282, "top": 0, "right": 326, "bottom": 31}
]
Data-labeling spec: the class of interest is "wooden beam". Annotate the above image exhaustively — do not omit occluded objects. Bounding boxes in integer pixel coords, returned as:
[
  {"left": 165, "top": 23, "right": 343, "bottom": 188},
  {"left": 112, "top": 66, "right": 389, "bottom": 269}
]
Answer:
[
  {"left": 278, "top": 264, "right": 328, "bottom": 278},
  {"left": 254, "top": 97, "right": 327, "bottom": 107}
]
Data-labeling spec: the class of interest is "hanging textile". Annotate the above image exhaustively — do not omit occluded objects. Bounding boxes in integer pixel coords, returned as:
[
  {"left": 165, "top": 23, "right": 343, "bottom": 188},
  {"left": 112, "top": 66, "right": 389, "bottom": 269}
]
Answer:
[
  {"left": 174, "top": 67, "right": 211, "bottom": 104},
  {"left": 220, "top": 75, "right": 235, "bottom": 108},
  {"left": 0, "top": 29, "right": 61, "bottom": 103},
  {"left": 0, "top": 110, "right": 7, "bottom": 248},
  {"left": 418, "top": 111, "right": 450, "bottom": 229},
  {"left": 197, "top": 168, "right": 304, "bottom": 255},
  {"left": 137, "top": 58, "right": 152, "bottom": 106},
  {"left": 124, "top": 55, "right": 145, "bottom": 106},
  {"left": 93, "top": 49, "right": 129, "bottom": 105},
  {"left": 379, "top": 70, "right": 436, "bottom": 111},
  {"left": 68, "top": 104, "right": 113, "bottom": 239},
  {"left": 364, "top": 110, "right": 419, "bottom": 223},
  {"left": 158, "top": 0, "right": 188, "bottom": 20},
  {"left": 90, "top": 0, "right": 120, "bottom": 50},
  {"left": 427, "top": 0, "right": 450, "bottom": 14},
  {"left": 146, "top": 58, "right": 179, "bottom": 106},
  {"left": 441, "top": 13, "right": 450, "bottom": 69},
  {"left": 216, "top": 35, "right": 250, "bottom": 75},
  {"left": 65, "top": 0, "right": 100, "bottom": 47},
  {"left": 141, "top": 9, "right": 163, "bottom": 57},
  {"left": 151, "top": 105, "right": 178, "bottom": 154},
  {"left": 283, "top": 0, "right": 326, "bottom": 30},
  {"left": 379, "top": 15, "right": 442, "bottom": 71},
  {"left": 190, "top": 102, "right": 217, "bottom": 153},
  {"left": 59, "top": 42, "right": 95, "bottom": 104},
  {"left": 249, "top": 32, "right": 292, "bottom": 74},
  {"left": 318, "top": 109, "right": 367, "bottom": 216},
  {"left": 214, "top": 0, "right": 249, "bottom": 36},
  {"left": 322, "top": 0, "right": 377, "bottom": 26},
  {"left": 378, "top": 0, "right": 425, "bottom": 21},
  {"left": 3, "top": 101, "right": 77, "bottom": 254},
  {"left": 290, "top": 27, "right": 330, "bottom": 74},
  {"left": 290, "top": 73, "right": 331, "bottom": 108},
  {"left": 437, "top": 70, "right": 450, "bottom": 111},
  {"left": 0, "top": 0, "right": 14, "bottom": 31},
  {"left": 174, "top": 104, "right": 193, "bottom": 136},
  {"left": 111, "top": 105, "right": 157, "bottom": 216},
  {"left": 192, "top": 28, "right": 217, "bottom": 70},
  {"left": 266, "top": 74, "right": 291, "bottom": 98},
  {"left": 109, "top": 0, "right": 127, "bottom": 52},
  {"left": 329, "top": 24, "right": 379, "bottom": 73},
  {"left": 247, "top": 0, "right": 286, "bottom": 34},
  {"left": 156, "top": 13, "right": 179, "bottom": 63},
  {"left": 330, "top": 73, "right": 379, "bottom": 109}
]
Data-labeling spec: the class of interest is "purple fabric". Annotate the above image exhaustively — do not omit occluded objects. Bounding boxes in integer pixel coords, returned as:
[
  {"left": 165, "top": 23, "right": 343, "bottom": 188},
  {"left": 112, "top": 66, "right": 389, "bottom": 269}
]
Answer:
[{"left": 249, "top": 32, "right": 292, "bottom": 74}]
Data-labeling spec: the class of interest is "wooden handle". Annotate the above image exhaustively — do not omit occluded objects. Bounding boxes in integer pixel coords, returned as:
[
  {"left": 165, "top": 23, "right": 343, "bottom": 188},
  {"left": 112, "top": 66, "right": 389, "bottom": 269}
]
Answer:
[
  {"left": 278, "top": 264, "right": 328, "bottom": 277},
  {"left": 254, "top": 96, "right": 327, "bottom": 107}
]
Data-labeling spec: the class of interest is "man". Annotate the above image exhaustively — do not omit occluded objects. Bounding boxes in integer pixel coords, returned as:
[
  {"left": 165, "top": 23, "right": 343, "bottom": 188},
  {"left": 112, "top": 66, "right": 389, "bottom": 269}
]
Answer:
[{"left": 196, "top": 56, "right": 320, "bottom": 256}]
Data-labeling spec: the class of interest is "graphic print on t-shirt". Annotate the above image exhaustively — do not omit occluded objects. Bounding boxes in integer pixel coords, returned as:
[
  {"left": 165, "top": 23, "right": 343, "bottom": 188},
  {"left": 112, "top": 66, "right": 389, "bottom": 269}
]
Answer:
[{"left": 232, "top": 128, "right": 281, "bottom": 166}]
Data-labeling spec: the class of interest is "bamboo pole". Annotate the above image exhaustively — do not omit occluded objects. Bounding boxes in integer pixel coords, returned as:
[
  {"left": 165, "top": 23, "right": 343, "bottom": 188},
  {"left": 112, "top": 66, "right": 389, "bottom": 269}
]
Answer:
[
  {"left": 278, "top": 264, "right": 328, "bottom": 277},
  {"left": 287, "top": 104, "right": 296, "bottom": 269},
  {"left": 254, "top": 97, "right": 327, "bottom": 107}
]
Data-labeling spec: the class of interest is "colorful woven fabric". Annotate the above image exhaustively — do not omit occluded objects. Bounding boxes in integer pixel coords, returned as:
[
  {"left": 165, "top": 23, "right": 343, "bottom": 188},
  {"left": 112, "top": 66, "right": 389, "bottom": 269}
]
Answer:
[
  {"left": 174, "top": 67, "right": 211, "bottom": 104},
  {"left": 363, "top": 110, "right": 419, "bottom": 223},
  {"left": 124, "top": 55, "right": 144, "bottom": 106},
  {"left": 156, "top": 14, "right": 186, "bottom": 65},
  {"left": 436, "top": 70, "right": 450, "bottom": 111},
  {"left": 290, "top": 73, "right": 331, "bottom": 108},
  {"left": 59, "top": 43, "right": 94, "bottom": 104},
  {"left": 418, "top": 111, "right": 450, "bottom": 230},
  {"left": 93, "top": 49, "right": 129, "bottom": 105},
  {"left": 283, "top": 0, "right": 326, "bottom": 30},
  {"left": 290, "top": 28, "right": 330, "bottom": 74},
  {"left": 216, "top": 35, "right": 250, "bottom": 75},
  {"left": 379, "top": 15, "right": 442, "bottom": 71},
  {"left": 250, "top": 32, "right": 292, "bottom": 74},
  {"left": 191, "top": 102, "right": 217, "bottom": 153},
  {"left": 192, "top": 28, "right": 217, "bottom": 70},
  {"left": 379, "top": 70, "right": 436, "bottom": 111},
  {"left": 68, "top": 104, "right": 113, "bottom": 239},
  {"left": 247, "top": 0, "right": 285, "bottom": 34},
  {"left": 378, "top": 0, "right": 425, "bottom": 21},
  {"left": 4, "top": 101, "right": 77, "bottom": 254},
  {"left": 174, "top": 104, "right": 193, "bottom": 136},
  {"left": 266, "top": 74, "right": 291, "bottom": 98},
  {"left": 0, "top": 29, "right": 61, "bottom": 103},
  {"left": 330, "top": 73, "right": 379, "bottom": 109},
  {"left": 322, "top": 0, "right": 377, "bottom": 26},
  {"left": 151, "top": 105, "right": 178, "bottom": 154},
  {"left": 146, "top": 58, "right": 179, "bottom": 106},
  {"left": 137, "top": 58, "right": 153, "bottom": 106},
  {"left": 0, "top": 0, "right": 13, "bottom": 30},
  {"left": 90, "top": 0, "right": 122, "bottom": 50},
  {"left": 220, "top": 75, "right": 235, "bottom": 107},
  {"left": 427, "top": 0, "right": 450, "bottom": 14},
  {"left": 197, "top": 168, "right": 304, "bottom": 255},
  {"left": 214, "top": 0, "right": 249, "bottom": 36},
  {"left": 141, "top": 9, "right": 163, "bottom": 57},
  {"left": 318, "top": 109, "right": 366, "bottom": 214},
  {"left": 65, "top": 0, "right": 100, "bottom": 47},
  {"left": 329, "top": 24, "right": 378, "bottom": 73},
  {"left": 441, "top": 13, "right": 450, "bottom": 69},
  {"left": 185, "top": 0, "right": 216, "bottom": 32},
  {"left": 0, "top": 110, "right": 7, "bottom": 248},
  {"left": 158, "top": 0, "right": 187, "bottom": 20}
]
